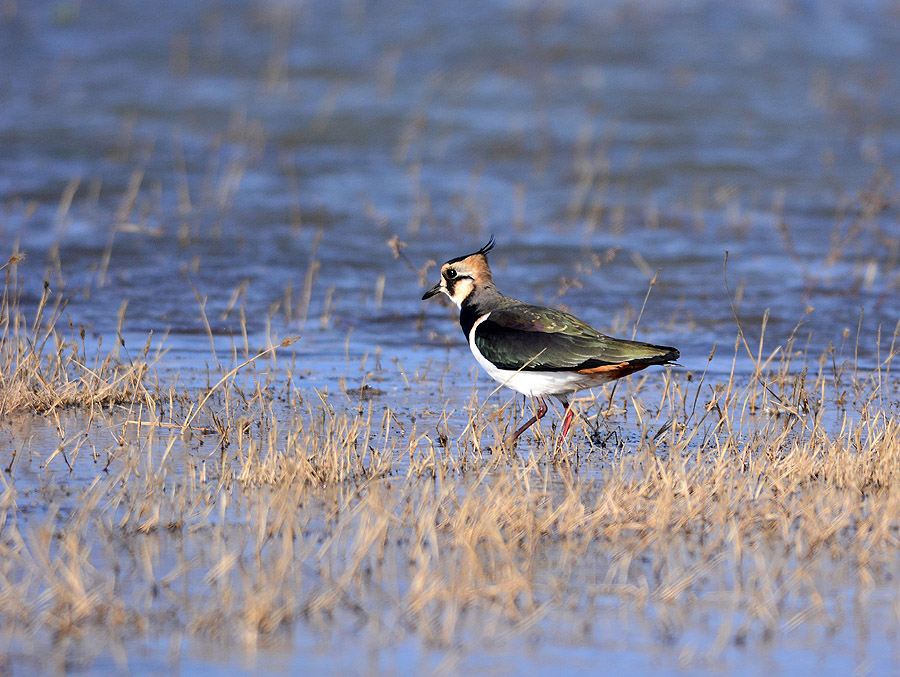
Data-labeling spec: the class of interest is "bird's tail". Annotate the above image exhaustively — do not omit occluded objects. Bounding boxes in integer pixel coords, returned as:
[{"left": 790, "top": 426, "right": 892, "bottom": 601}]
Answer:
[{"left": 600, "top": 337, "right": 680, "bottom": 366}]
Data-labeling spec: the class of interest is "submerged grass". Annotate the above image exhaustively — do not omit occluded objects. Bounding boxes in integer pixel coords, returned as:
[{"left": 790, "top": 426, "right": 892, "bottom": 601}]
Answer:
[{"left": 1, "top": 260, "right": 900, "bottom": 671}]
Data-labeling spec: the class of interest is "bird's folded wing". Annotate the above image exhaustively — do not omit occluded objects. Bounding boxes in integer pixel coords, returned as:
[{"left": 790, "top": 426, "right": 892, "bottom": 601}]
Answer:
[{"left": 474, "top": 306, "right": 678, "bottom": 372}]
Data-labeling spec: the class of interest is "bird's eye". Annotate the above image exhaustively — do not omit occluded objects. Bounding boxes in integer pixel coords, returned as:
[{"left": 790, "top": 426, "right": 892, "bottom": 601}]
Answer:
[{"left": 445, "top": 269, "right": 458, "bottom": 280}]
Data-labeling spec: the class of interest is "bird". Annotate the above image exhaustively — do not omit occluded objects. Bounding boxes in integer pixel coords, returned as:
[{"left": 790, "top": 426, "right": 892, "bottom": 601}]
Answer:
[{"left": 422, "top": 237, "right": 679, "bottom": 446}]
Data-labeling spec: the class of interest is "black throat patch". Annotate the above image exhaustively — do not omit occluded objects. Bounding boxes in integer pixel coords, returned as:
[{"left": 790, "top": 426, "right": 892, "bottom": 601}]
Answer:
[{"left": 459, "top": 297, "right": 483, "bottom": 338}]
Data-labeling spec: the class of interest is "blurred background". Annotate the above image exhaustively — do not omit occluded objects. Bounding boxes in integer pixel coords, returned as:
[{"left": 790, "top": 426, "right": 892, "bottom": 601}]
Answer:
[{"left": 1, "top": 0, "right": 899, "bottom": 378}]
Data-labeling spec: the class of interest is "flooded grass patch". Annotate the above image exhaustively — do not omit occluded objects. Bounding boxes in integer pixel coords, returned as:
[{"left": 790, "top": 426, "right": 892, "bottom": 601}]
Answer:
[
  {"left": 0, "top": 254, "right": 157, "bottom": 418},
  {"left": 1, "top": 271, "right": 899, "bottom": 672}
]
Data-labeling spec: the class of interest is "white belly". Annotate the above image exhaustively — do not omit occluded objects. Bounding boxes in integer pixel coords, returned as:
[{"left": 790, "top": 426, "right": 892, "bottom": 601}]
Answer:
[{"left": 467, "top": 314, "right": 608, "bottom": 397}]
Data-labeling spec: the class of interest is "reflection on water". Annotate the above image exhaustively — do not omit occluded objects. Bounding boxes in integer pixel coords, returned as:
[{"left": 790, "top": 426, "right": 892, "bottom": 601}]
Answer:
[{"left": 1, "top": 0, "right": 900, "bottom": 672}]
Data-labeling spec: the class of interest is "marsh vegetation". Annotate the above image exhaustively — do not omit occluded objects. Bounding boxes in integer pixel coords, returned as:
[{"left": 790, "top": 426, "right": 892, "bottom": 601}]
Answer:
[
  {"left": 2, "top": 249, "right": 900, "bottom": 672},
  {"left": 3, "top": 0, "right": 900, "bottom": 673}
]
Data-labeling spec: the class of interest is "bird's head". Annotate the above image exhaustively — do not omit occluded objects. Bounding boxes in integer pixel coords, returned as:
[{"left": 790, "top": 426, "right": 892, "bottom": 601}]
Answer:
[{"left": 422, "top": 236, "right": 495, "bottom": 308}]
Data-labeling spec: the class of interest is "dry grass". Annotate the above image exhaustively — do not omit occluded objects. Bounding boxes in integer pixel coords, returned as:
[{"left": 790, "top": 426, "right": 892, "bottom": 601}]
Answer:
[
  {"left": 0, "top": 253, "right": 157, "bottom": 418},
  {"left": 1, "top": 256, "right": 900, "bottom": 671}
]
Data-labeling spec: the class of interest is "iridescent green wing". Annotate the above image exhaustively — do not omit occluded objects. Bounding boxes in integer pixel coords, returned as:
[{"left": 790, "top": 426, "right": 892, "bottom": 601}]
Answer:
[{"left": 474, "top": 305, "right": 678, "bottom": 372}]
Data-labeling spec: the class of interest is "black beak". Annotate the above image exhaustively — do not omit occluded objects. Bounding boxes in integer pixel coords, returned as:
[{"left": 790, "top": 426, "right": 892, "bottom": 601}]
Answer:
[{"left": 422, "top": 282, "right": 442, "bottom": 300}]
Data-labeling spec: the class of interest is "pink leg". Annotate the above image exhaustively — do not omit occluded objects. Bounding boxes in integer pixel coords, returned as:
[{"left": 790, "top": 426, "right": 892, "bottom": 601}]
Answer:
[
  {"left": 556, "top": 396, "right": 574, "bottom": 449},
  {"left": 559, "top": 404, "right": 575, "bottom": 439},
  {"left": 509, "top": 396, "right": 548, "bottom": 443}
]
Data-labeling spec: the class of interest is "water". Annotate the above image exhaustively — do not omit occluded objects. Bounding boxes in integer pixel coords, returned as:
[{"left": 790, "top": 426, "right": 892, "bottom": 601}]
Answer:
[
  {"left": 3, "top": 0, "right": 899, "bottom": 377},
  {"left": 2, "top": 0, "right": 900, "bottom": 673}
]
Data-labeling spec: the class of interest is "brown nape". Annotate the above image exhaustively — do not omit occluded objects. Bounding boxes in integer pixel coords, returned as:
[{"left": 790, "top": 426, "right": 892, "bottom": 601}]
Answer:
[{"left": 576, "top": 362, "right": 648, "bottom": 378}]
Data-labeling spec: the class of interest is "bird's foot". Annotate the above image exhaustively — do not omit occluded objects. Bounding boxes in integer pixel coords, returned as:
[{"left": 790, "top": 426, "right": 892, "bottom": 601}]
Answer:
[
  {"left": 589, "top": 426, "right": 621, "bottom": 448},
  {"left": 495, "top": 435, "right": 520, "bottom": 454},
  {"left": 480, "top": 435, "right": 518, "bottom": 455}
]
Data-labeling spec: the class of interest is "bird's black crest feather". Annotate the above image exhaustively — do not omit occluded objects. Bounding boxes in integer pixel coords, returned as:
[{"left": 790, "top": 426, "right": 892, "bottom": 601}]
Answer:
[
  {"left": 476, "top": 235, "right": 495, "bottom": 256},
  {"left": 446, "top": 235, "right": 495, "bottom": 265}
]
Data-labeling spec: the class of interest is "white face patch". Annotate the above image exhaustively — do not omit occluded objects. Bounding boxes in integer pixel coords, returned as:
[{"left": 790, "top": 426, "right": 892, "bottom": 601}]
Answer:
[{"left": 446, "top": 277, "right": 474, "bottom": 308}]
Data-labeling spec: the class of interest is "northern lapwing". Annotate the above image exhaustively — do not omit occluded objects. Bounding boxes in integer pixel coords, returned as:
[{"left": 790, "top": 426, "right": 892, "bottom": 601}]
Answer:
[{"left": 422, "top": 237, "right": 680, "bottom": 446}]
